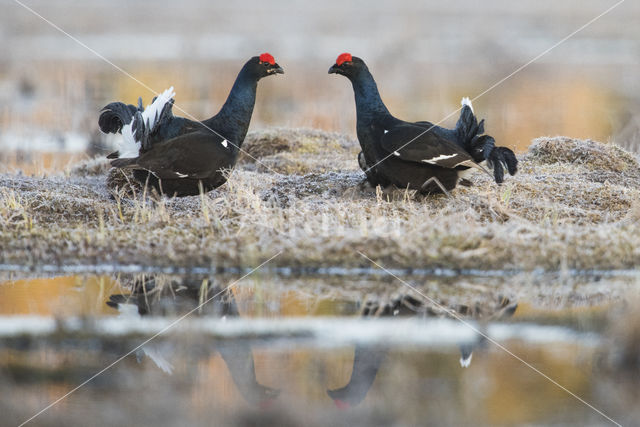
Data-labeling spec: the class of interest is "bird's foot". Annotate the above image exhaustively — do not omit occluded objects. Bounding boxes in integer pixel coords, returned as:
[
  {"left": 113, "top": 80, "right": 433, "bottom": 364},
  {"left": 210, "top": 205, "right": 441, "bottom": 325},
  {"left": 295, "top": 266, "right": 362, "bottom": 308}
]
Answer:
[{"left": 357, "top": 177, "right": 378, "bottom": 193}]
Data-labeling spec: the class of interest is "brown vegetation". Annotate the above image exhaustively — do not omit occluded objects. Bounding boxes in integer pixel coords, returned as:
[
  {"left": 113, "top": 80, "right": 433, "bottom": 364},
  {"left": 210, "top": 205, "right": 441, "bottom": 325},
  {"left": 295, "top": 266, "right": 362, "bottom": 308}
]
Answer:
[{"left": 1, "top": 129, "right": 639, "bottom": 273}]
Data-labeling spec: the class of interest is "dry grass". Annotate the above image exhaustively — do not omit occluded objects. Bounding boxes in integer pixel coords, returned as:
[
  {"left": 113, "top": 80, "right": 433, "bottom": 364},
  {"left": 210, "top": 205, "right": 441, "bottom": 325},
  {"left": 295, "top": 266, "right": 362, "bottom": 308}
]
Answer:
[
  {"left": 238, "top": 128, "right": 359, "bottom": 174},
  {"left": 1, "top": 129, "right": 640, "bottom": 273},
  {"left": 528, "top": 136, "right": 639, "bottom": 172}
]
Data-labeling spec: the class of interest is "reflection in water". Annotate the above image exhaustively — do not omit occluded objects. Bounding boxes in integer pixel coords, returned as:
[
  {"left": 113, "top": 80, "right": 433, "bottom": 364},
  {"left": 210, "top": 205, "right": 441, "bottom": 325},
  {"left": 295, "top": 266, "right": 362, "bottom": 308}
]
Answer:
[
  {"left": 0, "top": 275, "right": 119, "bottom": 316},
  {"left": 327, "top": 346, "right": 386, "bottom": 409},
  {"left": 104, "top": 275, "right": 516, "bottom": 410},
  {"left": 107, "top": 276, "right": 280, "bottom": 407},
  {"left": 328, "top": 293, "right": 518, "bottom": 408},
  {"left": 2, "top": 273, "right": 622, "bottom": 425}
]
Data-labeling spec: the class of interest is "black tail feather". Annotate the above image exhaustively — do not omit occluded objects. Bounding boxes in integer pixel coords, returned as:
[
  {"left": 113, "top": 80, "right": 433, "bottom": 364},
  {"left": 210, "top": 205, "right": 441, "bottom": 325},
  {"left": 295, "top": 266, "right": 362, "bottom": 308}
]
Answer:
[
  {"left": 490, "top": 153, "right": 505, "bottom": 183},
  {"left": 456, "top": 106, "right": 519, "bottom": 184},
  {"left": 487, "top": 145, "right": 518, "bottom": 184},
  {"left": 465, "top": 134, "right": 494, "bottom": 164},
  {"left": 98, "top": 102, "right": 141, "bottom": 134},
  {"left": 456, "top": 105, "right": 482, "bottom": 149},
  {"left": 154, "top": 99, "right": 175, "bottom": 134},
  {"left": 500, "top": 147, "right": 518, "bottom": 176},
  {"left": 129, "top": 99, "right": 175, "bottom": 152}
]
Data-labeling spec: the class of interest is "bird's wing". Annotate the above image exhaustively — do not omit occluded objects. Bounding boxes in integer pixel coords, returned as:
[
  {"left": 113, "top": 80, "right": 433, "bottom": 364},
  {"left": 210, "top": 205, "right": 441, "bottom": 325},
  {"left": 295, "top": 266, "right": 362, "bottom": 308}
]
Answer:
[
  {"left": 132, "top": 132, "right": 234, "bottom": 180},
  {"left": 380, "top": 124, "right": 481, "bottom": 170}
]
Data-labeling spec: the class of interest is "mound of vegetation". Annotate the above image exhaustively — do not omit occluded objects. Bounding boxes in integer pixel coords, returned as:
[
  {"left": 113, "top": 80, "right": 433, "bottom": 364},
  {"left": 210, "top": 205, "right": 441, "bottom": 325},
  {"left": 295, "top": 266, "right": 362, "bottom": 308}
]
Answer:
[{"left": 1, "top": 129, "right": 639, "bottom": 273}]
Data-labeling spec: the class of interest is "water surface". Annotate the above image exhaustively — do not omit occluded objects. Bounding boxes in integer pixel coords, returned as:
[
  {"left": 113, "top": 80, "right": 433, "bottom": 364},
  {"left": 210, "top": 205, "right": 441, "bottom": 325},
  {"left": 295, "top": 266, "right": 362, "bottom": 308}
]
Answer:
[{"left": 0, "top": 273, "right": 636, "bottom": 426}]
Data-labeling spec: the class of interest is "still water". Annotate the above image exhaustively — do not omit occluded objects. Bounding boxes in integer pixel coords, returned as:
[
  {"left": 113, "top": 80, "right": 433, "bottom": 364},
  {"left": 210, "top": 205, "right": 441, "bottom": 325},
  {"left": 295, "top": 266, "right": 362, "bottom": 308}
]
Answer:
[{"left": 0, "top": 273, "right": 637, "bottom": 426}]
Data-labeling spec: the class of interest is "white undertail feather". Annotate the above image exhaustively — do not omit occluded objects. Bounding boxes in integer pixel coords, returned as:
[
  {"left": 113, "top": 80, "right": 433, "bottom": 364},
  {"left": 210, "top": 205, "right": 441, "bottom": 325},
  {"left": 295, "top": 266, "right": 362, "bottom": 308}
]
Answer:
[
  {"left": 115, "top": 302, "right": 139, "bottom": 318},
  {"left": 119, "top": 122, "right": 140, "bottom": 158},
  {"left": 141, "top": 345, "right": 174, "bottom": 374},
  {"left": 143, "top": 87, "right": 175, "bottom": 131},
  {"left": 117, "top": 87, "right": 176, "bottom": 159},
  {"left": 460, "top": 353, "right": 473, "bottom": 368},
  {"left": 115, "top": 303, "right": 174, "bottom": 374},
  {"left": 461, "top": 97, "right": 474, "bottom": 113}
]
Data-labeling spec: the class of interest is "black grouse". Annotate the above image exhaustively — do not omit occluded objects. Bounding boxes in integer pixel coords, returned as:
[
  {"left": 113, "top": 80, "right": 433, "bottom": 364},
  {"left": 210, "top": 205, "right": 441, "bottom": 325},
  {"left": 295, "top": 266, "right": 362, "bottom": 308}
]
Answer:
[
  {"left": 99, "top": 53, "right": 284, "bottom": 197},
  {"left": 107, "top": 277, "right": 280, "bottom": 407},
  {"left": 329, "top": 53, "right": 517, "bottom": 194}
]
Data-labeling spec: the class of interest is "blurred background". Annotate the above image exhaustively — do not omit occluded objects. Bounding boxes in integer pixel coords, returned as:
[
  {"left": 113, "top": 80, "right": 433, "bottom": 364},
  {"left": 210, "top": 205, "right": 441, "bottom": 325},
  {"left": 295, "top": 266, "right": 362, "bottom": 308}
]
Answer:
[{"left": 1, "top": 0, "right": 639, "bottom": 172}]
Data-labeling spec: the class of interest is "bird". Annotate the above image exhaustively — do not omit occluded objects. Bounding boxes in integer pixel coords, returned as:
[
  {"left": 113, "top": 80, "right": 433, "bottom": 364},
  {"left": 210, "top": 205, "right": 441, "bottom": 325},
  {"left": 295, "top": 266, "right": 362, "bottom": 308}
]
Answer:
[
  {"left": 107, "top": 276, "right": 280, "bottom": 407},
  {"left": 328, "top": 53, "right": 517, "bottom": 194},
  {"left": 98, "top": 53, "right": 284, "bottom": 197}
]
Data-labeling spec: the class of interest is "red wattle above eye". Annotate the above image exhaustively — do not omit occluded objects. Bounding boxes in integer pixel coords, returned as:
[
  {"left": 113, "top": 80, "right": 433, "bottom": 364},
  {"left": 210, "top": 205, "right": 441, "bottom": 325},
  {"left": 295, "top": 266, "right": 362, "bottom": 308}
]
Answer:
[
  {"left": 259, "top": 53, "right": 275, "bottom": 65},
  {"left": 336, "top": 52, "right": 352, "bottom": 66}
]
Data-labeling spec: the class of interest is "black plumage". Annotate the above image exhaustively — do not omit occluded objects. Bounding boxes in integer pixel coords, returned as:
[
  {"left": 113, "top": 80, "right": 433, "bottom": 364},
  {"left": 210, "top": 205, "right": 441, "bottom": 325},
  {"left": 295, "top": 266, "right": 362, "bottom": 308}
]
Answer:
[
  {"left": 99, "top": 53, "right": 284, "bottom": 197},
  {"left": 329, "top": 53, "right": 517, "bottom": 194},
  {"left": 107, "top": 277, "right": 280, "bottom": 407},
  {"left": 98, "top": 97, "right": 142, "bottom": 135}
]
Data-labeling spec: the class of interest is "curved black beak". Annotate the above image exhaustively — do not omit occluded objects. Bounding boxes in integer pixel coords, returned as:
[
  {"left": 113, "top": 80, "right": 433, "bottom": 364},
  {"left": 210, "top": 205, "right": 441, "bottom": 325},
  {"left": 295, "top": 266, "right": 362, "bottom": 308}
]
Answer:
[
  {"left": 270, "top": 64, "right": 284, "bottom": 75},
  {"left": 328, "top": 64, "right": 340, "bottom": 74}
]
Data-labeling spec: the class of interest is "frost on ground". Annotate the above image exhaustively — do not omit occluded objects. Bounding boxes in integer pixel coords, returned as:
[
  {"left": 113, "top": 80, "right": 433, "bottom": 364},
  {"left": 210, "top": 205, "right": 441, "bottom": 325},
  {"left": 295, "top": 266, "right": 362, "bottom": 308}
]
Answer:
[{"left": 1, "top": 129, "right": 640, "bottom": 272}]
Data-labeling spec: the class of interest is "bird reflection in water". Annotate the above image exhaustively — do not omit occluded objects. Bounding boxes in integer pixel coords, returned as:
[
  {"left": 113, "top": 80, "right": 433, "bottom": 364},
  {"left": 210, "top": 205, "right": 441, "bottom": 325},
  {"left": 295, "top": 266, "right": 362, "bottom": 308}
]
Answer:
[
  {"left": 328, "top": 293, "right": 517, "bottom": 409},
  {"left": 106, "top": 275, "right": 280, "bottom": 408},
  {"left": 107, "top": 276, "right": 517, "bottom": 410}
]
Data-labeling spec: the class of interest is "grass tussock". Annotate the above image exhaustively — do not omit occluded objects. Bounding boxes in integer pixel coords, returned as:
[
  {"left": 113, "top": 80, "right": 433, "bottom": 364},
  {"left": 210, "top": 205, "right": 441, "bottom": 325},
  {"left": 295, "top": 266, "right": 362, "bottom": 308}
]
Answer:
[
  {"left": 1, "top": 129, "right": 640, "bottom": 272},
  {"left": 528, "top": 136, "right": 638, "bottom": 172},
  {"left": 238, "top": 128, "right": 359, "bottom": 174}
]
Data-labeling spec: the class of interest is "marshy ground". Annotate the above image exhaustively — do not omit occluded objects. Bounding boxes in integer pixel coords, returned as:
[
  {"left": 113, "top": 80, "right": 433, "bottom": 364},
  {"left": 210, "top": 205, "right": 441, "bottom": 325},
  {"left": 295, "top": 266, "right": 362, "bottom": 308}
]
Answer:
[
  {"left": 3, "top": 128, "right": 640, "bottom": 425},
  {"left": 3, "top": 1, "right": 640, "bottom": 424},
  {"left": 1, "top": 128, "right": 639, "bottom": 274}
]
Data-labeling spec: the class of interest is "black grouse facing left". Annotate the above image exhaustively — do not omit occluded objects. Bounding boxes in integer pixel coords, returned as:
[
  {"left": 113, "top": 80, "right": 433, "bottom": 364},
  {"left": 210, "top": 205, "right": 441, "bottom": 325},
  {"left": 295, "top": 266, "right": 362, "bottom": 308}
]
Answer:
[
  {"left": 99, "top": 53, "right": 284, "bottom": 197},
  {"left": 329, "top": 53, "right": 517, "bottom": 194}
]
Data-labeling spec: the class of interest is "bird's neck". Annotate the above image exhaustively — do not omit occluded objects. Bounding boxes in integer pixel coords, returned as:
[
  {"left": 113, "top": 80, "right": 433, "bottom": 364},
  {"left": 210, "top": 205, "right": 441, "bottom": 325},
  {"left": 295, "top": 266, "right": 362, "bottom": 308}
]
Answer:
[
  {"left": 204, "top": 66, "right": 257, "bottom": 150},
  {"left": 351, "top": 69, "right": 392, "bottom": 123}
]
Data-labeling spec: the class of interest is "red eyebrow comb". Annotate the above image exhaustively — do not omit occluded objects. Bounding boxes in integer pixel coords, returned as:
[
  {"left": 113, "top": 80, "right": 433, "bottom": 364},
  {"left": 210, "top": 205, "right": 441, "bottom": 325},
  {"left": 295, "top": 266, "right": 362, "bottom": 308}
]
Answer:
[
  {"left": 336, "top": 52, "right": 352, "bottom": 66},
  {"left": 259, "top": 53, "right": 275, "bottom": 65}
]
